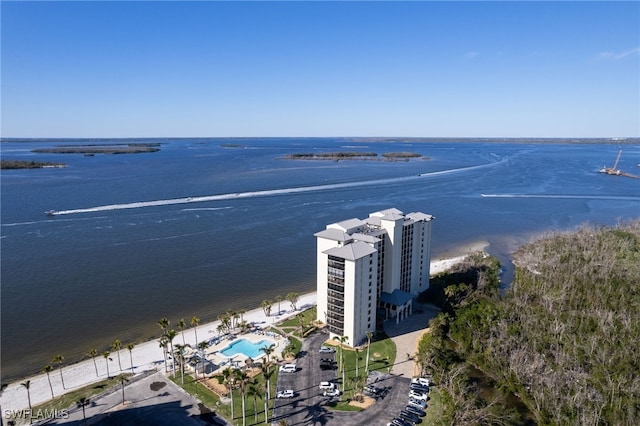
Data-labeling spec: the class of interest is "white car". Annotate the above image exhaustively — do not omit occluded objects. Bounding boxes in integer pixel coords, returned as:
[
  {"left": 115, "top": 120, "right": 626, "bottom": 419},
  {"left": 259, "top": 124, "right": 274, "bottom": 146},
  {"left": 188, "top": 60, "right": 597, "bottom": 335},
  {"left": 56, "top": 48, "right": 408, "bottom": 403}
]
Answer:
[
  {"left": 319, "top": 346, "right": 336, "bottom": 353},
  {"left": 279, "top": 363, "right": 297, "bottom": 373},
  {"left": 276, "top": 390, "right": 295, "bottom": 399},
  {"left": 319, "top": 381, "right": 335, "bottom": 390},
  {"left": 323, "top": 387, "right": 341, "bottom": 397},
  {"left": 412, "top": 377, "right": 430, "bottom": 387},
  {"left": 409, "top": 390, "right": 428, "bottom": 401},
  {"left": 408, "top": 398, "right": 427, "bottom": 409}
]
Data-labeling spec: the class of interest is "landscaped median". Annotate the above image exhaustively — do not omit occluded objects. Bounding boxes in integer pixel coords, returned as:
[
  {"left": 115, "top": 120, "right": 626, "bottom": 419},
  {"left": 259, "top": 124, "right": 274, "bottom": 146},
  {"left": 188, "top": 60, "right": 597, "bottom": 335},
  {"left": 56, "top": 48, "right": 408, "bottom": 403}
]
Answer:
[{"left": 321, "top": 331, "right": 397, "bottom": 411}]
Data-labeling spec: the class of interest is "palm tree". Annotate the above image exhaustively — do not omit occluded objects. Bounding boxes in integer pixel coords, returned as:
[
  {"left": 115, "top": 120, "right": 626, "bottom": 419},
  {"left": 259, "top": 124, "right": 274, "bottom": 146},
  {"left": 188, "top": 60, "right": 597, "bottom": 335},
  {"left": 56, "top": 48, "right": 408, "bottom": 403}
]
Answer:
[
  {"left": 260, "top": 362, "right": 274, "bottom": 421},
  {"left": 197, "top": 340, "right": 209, "bottom": 379},
  {"left": 247, "top": 383, "right": 263, "bottom": 423},
  {"left": 365, "top": 331, "right": 373, "bottom": 374},
  {"left": 102, "top": 351, "right": 112, "bottom": 378},
  {"left": 275, "top": 295, "right": 283, "bottom": 315},
  {"left": 285, "top": 292, "right": 299, "bottom": 311},
  {"left": 355, "top": 347, "right": 360, "bottom": 378},
  {"left": 42, "top": 365, "right": 54, "bottom": 399},
  {"left": 53, "top": 354, "right": 66, "bottom": 389},
  {"left": 174, "top": 344, "right": 186, "bottom": 384},
  {"left": 190, "top": 358, "right": 199, "bottom": 382},
  {"left": 261, "top": 299, "right": 273, "bottom": 317},
  {"left": 232, "top": 311, "right": 240, "bottom": 330},
  {"left": 166, "top": 329, "right": 177, "bottom": 377},
  {"left": 76, "top": 397, "right": 90, "bottom": 422},
  {"left": 190, "top": 316, "right": 200, "bottom": 344},
  {"left": 159, "top": 335, "right": 169, "bottom": 373},
  {"left": 88, "top": 348, "right": 99, "bottom": 377},
  {"left": 234, "top": 368, "right": 251, "bottom": 426},
  {"left": 333, "top": 335, "right": 348, "bottom": 389},
  {"left": 157, "top": 317, "right": 170, "bottom": 334},
  {"left": 178, "top": 318, "right": 187, "bottom": 346},
  {"left": 296, "top": 313, "right": 305, "bottom": 336},
  {"left": 21, "top": 380, "right": 32, "bottom": 422},
  {"left": 216, "top": 367, "right": 236, "bottom": 420},
  {"left": 260, "top": 343, "right": 276, "bottom": 364},
  {"left": 112, "top": 340, "right": 123, "bottom": 371},
  {"left": 127, "top": 343, "right": 135, "bottom": 374},
  {"left": 119, "top": 375, "right": 129, "bottom": 405}
]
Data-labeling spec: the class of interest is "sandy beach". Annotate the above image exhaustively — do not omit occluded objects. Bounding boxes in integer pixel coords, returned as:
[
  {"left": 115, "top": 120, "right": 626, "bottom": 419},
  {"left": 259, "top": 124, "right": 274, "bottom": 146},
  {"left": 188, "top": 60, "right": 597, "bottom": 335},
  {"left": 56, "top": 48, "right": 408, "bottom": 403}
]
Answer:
[{"left": 0, "top": 247, "right": 485, "bottom": 416}]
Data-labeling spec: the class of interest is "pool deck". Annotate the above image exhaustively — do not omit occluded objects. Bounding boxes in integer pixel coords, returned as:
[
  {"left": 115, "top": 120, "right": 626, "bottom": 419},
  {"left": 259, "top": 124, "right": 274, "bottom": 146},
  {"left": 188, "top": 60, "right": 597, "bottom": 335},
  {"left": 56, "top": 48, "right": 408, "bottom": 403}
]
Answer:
[{"left": 184, "top": 328, "right": 287, "bottom": 376}]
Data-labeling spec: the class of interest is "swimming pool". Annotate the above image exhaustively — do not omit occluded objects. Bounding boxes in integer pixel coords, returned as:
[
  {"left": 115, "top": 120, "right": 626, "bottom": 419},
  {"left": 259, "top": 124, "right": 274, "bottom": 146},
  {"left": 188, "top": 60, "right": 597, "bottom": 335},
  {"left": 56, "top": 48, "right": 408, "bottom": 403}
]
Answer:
[{"left": 220, "top": 338, "right": 275, "bottom": 359}]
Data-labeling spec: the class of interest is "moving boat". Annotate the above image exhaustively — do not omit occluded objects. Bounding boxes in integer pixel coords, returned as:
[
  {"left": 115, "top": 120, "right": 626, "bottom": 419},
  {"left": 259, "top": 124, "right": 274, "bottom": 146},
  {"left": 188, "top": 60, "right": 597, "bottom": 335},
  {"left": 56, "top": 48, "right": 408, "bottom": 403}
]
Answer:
[{"left": 45, "top": 210, "right": 57, "bottom": 216}]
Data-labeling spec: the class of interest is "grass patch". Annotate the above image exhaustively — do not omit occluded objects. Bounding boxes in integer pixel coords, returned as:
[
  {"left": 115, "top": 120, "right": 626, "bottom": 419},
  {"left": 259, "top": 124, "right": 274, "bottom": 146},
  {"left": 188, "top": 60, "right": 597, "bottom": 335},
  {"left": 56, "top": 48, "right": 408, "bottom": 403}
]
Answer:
[
  {"left": 277, "top": 306, "right": 317, "bottom": 328},
  {"left": 171, "top": 369, "right": 278, "bottom": 426},
  {"left": 422, "top": 388, "right": 445, "bottom": 425},
  {"left": 330, "top": 331, "right": 396, "bottom": 411},
  {"left": 32, "top": 373, "right": 132, "bottom": 414}
]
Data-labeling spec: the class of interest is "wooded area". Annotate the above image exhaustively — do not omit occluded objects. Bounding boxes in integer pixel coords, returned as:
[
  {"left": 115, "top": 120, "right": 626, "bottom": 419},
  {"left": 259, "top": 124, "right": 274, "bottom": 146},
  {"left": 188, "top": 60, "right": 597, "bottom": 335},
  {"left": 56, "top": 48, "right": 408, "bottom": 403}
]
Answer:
[{"left": 416, "top": 221, "right": 640, "bottom": 425}]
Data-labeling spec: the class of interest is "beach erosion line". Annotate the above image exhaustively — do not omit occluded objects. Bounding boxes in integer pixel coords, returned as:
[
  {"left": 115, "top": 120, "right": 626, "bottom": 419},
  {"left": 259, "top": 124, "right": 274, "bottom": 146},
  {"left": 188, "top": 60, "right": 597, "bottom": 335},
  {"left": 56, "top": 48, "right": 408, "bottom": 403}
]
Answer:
[
  {"left": 0, "top": 253, "right": 482, "bottom": 412},
  {"left": 49, "top": 160, "right": 505, "bottom": 216}
]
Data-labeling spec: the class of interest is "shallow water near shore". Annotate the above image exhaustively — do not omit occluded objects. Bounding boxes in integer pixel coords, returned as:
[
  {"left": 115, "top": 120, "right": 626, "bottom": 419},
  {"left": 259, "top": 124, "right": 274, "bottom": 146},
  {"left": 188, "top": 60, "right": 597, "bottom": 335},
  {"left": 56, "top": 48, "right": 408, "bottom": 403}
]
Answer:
[{"left": 2, "top": 138, "right": 639, "bottom": 381}]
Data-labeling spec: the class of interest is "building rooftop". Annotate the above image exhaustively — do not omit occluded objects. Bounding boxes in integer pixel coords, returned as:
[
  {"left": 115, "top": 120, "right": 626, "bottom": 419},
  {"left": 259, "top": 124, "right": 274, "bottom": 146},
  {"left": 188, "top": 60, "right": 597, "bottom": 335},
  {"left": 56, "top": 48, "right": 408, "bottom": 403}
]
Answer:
[
  {"left": 379, "top": 289, "right": 415, "bottom": 307},
  {"left": 314, "top": 228, "right": 352, "bottom": 242},
  {"left": 323, "top": 240, "right": 377, "bottom": 261},
  {"left": 328, "top": 218, "right": 367, "bottom": 233}
]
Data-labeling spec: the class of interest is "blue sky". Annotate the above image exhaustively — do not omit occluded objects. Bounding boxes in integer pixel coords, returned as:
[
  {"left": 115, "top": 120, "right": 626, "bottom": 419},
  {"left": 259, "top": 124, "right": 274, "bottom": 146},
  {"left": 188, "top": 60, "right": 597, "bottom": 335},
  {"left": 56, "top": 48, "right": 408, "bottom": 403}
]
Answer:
[{"left": 1, "top": 1, "right": 639, "bottom": 138}]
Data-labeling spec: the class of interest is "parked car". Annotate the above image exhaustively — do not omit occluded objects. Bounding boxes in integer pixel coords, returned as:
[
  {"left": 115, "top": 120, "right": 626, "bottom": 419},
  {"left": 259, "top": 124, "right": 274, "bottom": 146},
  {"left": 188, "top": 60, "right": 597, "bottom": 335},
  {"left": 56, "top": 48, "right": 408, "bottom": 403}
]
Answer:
[
  {"left": 364, "top": 385, "right": 382, "bottom": 396},
  {"left": 323, "top": 387, "right": 341, "bottom": 397},
  {"left": 391, "top": 417, "right": 412, "bottom": 426},
  {"left": 319, "top": 381, "right": 335, "bottom": 390},
  {"left": 412, "top": 377, "right": 430, "bottom": 387},
  {"left": 410, "top": 383, "right": 429, "bottom": 393},
  {"left": 320, "top": 358, "right": 336, "bottom": 370},
  {"left": 276, "top": 390, "right": 295, "bottom": 399},
  {"left": 409, "top": 390, "right": 429, "bottom": 401},
  {"left": 407, "top": 398, "right": 427, "bottom": 409},
  {"left": 279, "top": 363, "right": 297, "bottom": 373},
  {"left": 404, "top": 405, "right": 426, "bottom": 417},
  {"left": 400, "top": 410, "right": 422, "bottom": 424},
  {"left": 319, "top": 346, "right": 336, "bottom": 353}
]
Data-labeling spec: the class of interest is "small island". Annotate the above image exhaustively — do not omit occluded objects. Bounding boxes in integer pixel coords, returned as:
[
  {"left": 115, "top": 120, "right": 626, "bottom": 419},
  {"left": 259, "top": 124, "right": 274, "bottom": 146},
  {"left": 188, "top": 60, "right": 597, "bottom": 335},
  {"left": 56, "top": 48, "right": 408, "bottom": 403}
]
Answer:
[
  {"left": 32, "top": 143, "right": 161, "bottom": 155},
  {"left": 1, "top": 160, "right": 66, "bottom": 169},
  {"left": 281, "top": 151, "right": 427, "bottom": 161}
]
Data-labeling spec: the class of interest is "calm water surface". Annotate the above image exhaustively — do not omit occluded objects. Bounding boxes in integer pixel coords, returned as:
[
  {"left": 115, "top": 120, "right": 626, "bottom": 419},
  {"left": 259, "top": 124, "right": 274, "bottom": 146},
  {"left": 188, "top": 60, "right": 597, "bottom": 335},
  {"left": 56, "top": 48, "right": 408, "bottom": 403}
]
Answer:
[{"left": 2, "top": 138, "right": 639, "bottom": 381}]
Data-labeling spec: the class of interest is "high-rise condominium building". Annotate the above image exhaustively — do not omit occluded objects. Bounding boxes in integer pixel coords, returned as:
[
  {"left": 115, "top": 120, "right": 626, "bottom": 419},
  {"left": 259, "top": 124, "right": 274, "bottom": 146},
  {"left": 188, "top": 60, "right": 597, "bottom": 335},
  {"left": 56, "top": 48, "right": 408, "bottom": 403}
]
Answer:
[{"left": 315, "top": 208, "right": 434, "bottom": 347}]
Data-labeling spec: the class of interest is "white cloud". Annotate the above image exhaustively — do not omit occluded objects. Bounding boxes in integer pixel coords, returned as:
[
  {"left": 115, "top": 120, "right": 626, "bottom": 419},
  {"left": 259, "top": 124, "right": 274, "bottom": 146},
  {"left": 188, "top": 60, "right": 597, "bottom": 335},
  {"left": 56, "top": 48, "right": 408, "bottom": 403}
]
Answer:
[
  {"left": 465, "top": 51, "right": 479, "bottom": 60},
  {"left": 599, "top": 47, "right": 640, "bottom": 60}
]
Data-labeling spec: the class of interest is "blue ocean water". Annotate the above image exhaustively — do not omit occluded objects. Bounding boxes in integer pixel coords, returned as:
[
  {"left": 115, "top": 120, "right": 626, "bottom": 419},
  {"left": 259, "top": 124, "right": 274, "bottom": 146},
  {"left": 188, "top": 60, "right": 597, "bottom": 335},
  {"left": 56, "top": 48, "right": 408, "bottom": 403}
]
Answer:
[{"left": 1, "top": 138, "right": 639, "bottom": 380}]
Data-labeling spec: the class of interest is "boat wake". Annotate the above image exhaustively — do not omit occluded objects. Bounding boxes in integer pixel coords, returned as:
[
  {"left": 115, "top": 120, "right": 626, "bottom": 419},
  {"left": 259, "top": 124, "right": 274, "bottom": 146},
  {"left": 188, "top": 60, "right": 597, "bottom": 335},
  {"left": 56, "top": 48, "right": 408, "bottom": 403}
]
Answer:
[
  {"left": 47, "top": 160, "right": 504, "bottom": 216},
  {"left": 481, "top": 194, "right": 640, "bottom": 201}
]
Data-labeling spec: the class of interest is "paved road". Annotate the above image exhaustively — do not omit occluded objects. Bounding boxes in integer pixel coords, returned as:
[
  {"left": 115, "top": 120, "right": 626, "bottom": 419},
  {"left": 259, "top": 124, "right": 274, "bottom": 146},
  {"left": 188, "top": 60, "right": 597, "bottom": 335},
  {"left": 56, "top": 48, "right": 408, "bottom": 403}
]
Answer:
[
  {"left": 273, "top": 331, "right": 413, "bottom": 426},
  {"left": 44, "top": 371, "right": 225, "bottom": 426}
]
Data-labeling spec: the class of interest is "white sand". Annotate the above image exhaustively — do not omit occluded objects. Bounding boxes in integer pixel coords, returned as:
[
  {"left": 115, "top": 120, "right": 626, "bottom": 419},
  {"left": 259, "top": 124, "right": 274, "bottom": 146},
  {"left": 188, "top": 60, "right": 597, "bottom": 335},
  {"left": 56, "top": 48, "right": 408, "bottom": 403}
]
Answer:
[{"left": 0, "top": 253, "right": 480, "bottom": 413}]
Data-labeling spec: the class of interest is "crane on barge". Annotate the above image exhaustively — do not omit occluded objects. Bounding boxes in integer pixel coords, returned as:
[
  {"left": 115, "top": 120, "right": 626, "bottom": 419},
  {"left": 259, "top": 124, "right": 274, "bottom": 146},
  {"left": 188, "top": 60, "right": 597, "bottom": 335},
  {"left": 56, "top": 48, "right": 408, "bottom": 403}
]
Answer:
[{"left": 598, "top": 150, "right": 640, "bottom": 179}]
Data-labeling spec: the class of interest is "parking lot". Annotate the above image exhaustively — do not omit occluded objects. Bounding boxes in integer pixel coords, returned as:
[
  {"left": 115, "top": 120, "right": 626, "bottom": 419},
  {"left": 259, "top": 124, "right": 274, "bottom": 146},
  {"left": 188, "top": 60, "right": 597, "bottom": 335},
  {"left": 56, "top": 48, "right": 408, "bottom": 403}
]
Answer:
[{"left": 273, "top": 330, "right": 417, "bottom": 426}]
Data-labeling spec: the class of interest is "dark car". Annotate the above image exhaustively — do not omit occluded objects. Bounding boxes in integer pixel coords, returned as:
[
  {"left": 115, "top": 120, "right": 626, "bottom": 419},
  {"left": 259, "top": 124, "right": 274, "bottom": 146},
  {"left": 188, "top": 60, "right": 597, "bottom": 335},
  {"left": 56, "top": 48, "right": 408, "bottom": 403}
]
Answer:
[
  {"left": 320, "top": 359, "right": 336, "bottom": 370},
  {"left": 391, "top": 417, "right": 412, "bottom": 426},
  {"left": 364, "top": 384, "right": 382, "bottom": 396},
  {"left": 410, "top": 383, "right": 429, "bottom": 393},
  {"left": 399, "top": 410, "right": 421, "bottom": 424},
  {"left": 404, "top": 405, "right": 426, "bottom": 417}
]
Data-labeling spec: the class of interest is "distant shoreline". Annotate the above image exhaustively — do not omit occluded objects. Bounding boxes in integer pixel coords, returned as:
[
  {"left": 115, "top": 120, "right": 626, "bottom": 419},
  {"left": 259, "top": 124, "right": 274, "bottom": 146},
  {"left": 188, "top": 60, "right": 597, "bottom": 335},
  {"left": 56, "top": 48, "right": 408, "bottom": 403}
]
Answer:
[
  {"left": 32, "top": 143, "right": 160, "bottom": 155},
  {"left": 3, "top": 137, "right": 638, "bottom": 145},
  {"left": 1, "top": 159, "right": 66, "bottom": 169}
]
